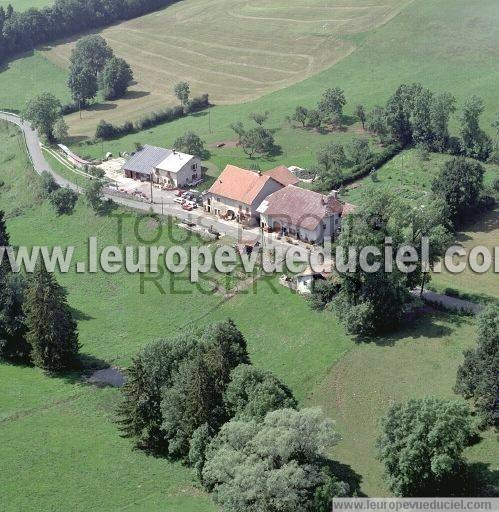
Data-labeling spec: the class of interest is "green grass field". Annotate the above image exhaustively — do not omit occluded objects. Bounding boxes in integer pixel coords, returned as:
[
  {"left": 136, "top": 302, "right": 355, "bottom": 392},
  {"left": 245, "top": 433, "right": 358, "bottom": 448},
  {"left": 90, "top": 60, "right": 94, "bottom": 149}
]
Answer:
[
  {"left": 1, "top": 0, "right": 497, "bottom": 176},
  {"left": 1, "top": 0, "right": 498, "bottom": 504},
  {"left": 1, "top": 116, "right": 497, "bottom": 507},
  {"left": 40, "top": 0, "right": 408, "bottom": 134},
  {"left": 308, "top": 312, "right": 499, "bottom": 496},
  {"left": 61, "top": 0, "right": 498, "bottom": 174},
  {"left": 340, "top": 149, "right": 499, "bottom": 302},
  {"left": 0, "top": 52, "right": 70, "bottom": 113}
]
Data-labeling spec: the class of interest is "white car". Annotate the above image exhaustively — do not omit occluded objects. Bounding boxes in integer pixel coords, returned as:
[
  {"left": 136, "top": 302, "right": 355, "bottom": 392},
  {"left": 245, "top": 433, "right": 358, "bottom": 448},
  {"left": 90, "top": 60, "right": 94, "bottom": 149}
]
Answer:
[{"left": 174, "top": 197, "right": 184, "bottom": 205}]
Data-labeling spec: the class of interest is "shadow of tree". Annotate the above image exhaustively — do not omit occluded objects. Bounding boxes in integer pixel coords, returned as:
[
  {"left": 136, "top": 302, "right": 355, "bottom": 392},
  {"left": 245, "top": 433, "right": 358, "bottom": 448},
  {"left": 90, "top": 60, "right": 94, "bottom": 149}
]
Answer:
[
  {"left": 357, "top": 310, "right": 468, "bottom": 347},
  {"left": 326, "top": 458, "right": 366, "bottom": 497}
]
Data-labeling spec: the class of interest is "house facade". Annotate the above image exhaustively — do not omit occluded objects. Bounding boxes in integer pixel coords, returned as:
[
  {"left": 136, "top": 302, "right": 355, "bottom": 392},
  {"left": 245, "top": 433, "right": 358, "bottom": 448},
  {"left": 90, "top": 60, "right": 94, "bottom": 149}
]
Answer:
[
  {"left": 122, "top": 144, "right": 201, "bottom": 188},
  {"left": 203, "top": 165, "right": 283, "bottom": 226},
  {"left": 257, "top": 186, "right": 356, "bottom": 244}
]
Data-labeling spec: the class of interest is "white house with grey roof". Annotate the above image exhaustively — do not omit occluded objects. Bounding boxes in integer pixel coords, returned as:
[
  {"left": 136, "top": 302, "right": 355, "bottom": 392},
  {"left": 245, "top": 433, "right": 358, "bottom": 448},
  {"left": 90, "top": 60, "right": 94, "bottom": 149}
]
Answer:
[{"left": 122, "top": 144, "right": 201, "bottom": 188}]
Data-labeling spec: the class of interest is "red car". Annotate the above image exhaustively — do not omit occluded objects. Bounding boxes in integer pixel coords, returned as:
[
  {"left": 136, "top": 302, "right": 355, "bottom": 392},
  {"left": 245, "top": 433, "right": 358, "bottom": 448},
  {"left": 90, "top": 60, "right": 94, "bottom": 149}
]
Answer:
[
  {"left": 175, "top": 189, "right": 185, "bottom": 197},
  {"left": 182, "top": 203, "right": 193, "bottom": 211}
]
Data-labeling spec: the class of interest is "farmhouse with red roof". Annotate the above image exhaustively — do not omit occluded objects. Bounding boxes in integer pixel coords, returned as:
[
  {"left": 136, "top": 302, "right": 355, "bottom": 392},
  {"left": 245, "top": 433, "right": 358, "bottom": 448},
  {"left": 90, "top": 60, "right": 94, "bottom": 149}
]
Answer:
[
  {"left": 204, "top": 165, "right": 284, "bottom": 226},
  {"left": 257, "top": 185, "right": 356, "bottom": 243}
]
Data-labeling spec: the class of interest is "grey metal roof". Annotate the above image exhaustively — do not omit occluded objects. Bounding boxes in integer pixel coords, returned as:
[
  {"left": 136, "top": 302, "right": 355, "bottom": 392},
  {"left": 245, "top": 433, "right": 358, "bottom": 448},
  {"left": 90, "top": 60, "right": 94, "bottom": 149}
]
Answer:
[{"left": 122, "top": 144, "right": 172, "bottom": 175}]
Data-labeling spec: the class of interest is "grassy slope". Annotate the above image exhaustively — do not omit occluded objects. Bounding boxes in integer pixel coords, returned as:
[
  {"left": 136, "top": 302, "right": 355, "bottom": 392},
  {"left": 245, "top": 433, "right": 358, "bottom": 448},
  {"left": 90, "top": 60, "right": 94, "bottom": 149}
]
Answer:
[
  {"left": 0, "top": 52, "right": 70, "bottom": 113},
  {"left": 1, "top": 0, "right": 497, "bottom": 171},
  {"left": 41, "top": 0, "right": 408, "bottom": 133},
  {"left": 341, "top": 149, "right": 499, "bottom": 301},
  {"left": 308, "top": 312, "right": 499, "bottom": 496},
  {"left": 61, "top": 0, "right": 499, "bottom": 169},
  {"left": 1, "top": 121, "right": 497, "bottom": 506},
  {"left": 0, "top": 123, "right": 217, "bottom": 511}
]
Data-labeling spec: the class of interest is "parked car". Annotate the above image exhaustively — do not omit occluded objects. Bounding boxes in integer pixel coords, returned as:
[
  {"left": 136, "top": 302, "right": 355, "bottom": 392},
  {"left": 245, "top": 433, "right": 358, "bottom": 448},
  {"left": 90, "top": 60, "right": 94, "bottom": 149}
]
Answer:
[
  {"left": 174, "top": 197, "right": 184, "bottom": 205},
  {"left": 182, "top": 203, "right": 193, "bottom": 211},
  {"left": 175, "top": 189, "right": 185, "bottom": 197}
]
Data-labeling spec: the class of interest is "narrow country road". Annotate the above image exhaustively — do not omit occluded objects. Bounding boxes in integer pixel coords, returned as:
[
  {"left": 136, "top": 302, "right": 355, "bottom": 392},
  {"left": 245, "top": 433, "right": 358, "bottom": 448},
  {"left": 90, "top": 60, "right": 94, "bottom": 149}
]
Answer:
[
  {"left": 0, "top": 111, "right": 302, "bottom": 255},
  {"left": 0, "top": 112, "right": 483, "bottom": 315}
]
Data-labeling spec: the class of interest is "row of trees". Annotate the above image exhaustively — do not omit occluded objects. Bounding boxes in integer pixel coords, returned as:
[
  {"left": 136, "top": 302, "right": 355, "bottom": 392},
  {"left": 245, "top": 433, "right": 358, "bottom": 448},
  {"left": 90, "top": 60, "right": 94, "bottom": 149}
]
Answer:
[
  {"left": 95, "top": 88, "right": 210, "bottom": 140},
  {"left": 0, "top": 211, "right": 80, "bottom": 372},
  {"left": 0, "top": 0, "right": 176, "bottom": 63},
  {"left": 117, "top": 319, "right": 349, "bottom": 511},
  {"left": 68, "top": 35, "right": 133, "bottom": 110},
  {"left": 293, "top": 84, "right": 494, "bottom": 164}
]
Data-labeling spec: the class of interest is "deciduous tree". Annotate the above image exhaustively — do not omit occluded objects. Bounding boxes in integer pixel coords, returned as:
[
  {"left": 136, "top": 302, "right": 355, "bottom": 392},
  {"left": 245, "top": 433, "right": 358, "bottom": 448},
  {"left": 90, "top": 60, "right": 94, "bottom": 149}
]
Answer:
[
  {"left": 174, "top": 81, "right": 190, "bottom": 106},
  {"left": 173, "top": 131, "right": 206, "bottom": 158},
  {"left": 67, "top": 63, "right": 98, "bottom": 109},
  {"left": 377, "top": 397, "right": 472, "bottom": 496},
  {"left": 224, "top": 364, "right": 297, "bottom": 420},
  {"left": 203, "top": 408, "right": 346, "bottom": 512},
  {"left": 99, "top": 57, "right": 133, "bottom": 100},
  {"left": 318, "top": 87, "right": 346, "bottom": 126},
  {"left": 53, "top": 117, "right": 69, "bottom": 142},
  {"left": 355, "top": 104, "right": 366, "bottom": 129},
  {"left": 292, "top": 106, "right": 308, "bottom": 127},
  {"left": 431, "top": 157, "right": 484, "bottom": 225},
  {"left": 249, "top": 111, "right": 269, "bottom": 126},
  {"left": 455, "top": 306, "right": 498, "bottom": 427},
  {"left": 49, "top": 187, "right": 78, "bottom": 215},
  {"left": 460, "top": 96, "right": 493, "bottom": 161},
  {"left": 70, "top": 35, "right": 113, "bottom": 77},
  {"left": 22, "top": 93, "right": 62, "bottom": 141}
]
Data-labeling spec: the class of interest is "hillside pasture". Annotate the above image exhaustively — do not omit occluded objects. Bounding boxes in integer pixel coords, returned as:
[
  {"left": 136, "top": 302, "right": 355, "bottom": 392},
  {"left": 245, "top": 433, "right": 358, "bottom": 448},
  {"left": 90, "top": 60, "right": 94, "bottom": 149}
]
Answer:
[
  {"left": 308, "top": 312, "right": 499, "bottom": 496},
  {"left": 340, "top": 149, "right": 499, "bottom": 301},
  {"left": 40, "top": 0, "right": 410, "bottom": 135}
]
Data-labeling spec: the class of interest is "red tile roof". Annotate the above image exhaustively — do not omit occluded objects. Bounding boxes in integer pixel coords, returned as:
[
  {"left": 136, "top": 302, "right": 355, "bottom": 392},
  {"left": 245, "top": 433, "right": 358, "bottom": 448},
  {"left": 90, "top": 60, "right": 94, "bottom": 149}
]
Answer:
[
  {"left": 264, "top": 165, "right": 299, "bottom": 186},
  {"left": 257, "top": 185, "right": 356, "bottom": 231},
  {"left": 208, "top": 165, "right": 280, "bottom": 205}
]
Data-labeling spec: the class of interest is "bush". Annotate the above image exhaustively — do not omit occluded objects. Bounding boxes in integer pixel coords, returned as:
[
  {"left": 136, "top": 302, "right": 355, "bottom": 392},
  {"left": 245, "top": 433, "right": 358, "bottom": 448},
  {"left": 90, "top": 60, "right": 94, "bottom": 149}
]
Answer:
[
  {"left": 342, "top": 143, "right": 402, "bottom": 187},
  {"left": 86, "top": 166, "right": 105, "bottom": 178},
  {"left": 39, "top": 171, "right": 60, "bottom": 198},
  {"left": 60, "top": 103, "right": 80, "bottom": 116},
  {"left": 95, "top": 120, "right": 117, "bottom": 140},
  {"left": 492, "top": 177, "right": 499, "bottom": 192},
  {"left": 49, "top": 187, "right": 78, "bottom": 215},
  {"left": 95, "top": 95, "right": 210, "bottom": 139}
]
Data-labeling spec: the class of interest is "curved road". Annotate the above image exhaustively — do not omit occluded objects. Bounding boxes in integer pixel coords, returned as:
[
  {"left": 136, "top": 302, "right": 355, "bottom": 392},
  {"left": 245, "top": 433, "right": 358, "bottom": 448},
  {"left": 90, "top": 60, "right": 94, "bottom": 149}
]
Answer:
[
  {"left": 0, "top": 112, "right": 483, "bottom": 314},
  {"left": 0, "top": 111, "right": 299, "bottom": 252}
]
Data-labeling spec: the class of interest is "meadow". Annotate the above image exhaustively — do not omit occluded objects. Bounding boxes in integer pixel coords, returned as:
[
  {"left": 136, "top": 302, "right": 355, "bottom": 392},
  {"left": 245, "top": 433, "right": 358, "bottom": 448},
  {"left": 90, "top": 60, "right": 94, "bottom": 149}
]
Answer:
[
  {"left": 1, "top": 0, "right": 497, "bottom": 176},
  {"left": 341, "top": 149, "right": 499, "bottom": 302},
  {"left": 39, "top": 0, "right": 408, "bottom": 134},
  {"left": 1, "top": 117, "right": 497, "bottom": 508},
  {"left": 1, "top": 0, "right": 498, "bottom": 505},
  {"left": 308, "top": 312, "right": 499, "bottom": 496}
]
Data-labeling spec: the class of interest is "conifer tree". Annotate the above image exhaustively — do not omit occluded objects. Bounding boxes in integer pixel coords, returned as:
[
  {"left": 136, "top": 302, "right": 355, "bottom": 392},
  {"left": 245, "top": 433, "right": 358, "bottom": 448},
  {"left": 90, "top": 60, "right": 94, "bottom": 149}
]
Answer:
[
  {"left": 24, "top": 263, "right": 80, "bottom": 372},
  {"left": 0, "top": 211, "right": 29, "bottom": 361}
]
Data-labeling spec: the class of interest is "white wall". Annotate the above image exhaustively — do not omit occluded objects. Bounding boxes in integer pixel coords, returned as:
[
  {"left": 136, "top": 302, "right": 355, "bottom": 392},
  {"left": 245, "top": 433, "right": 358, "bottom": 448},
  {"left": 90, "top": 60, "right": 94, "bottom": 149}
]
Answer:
[
  {"left": 155, "top": 157, "right": 201, "bottom": 187},
  {"left": 204, "top": 178, "right": 282, "bottom": 224},
  {"left": 260, "top": 213, "right": 339, "bottom": 243}
]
